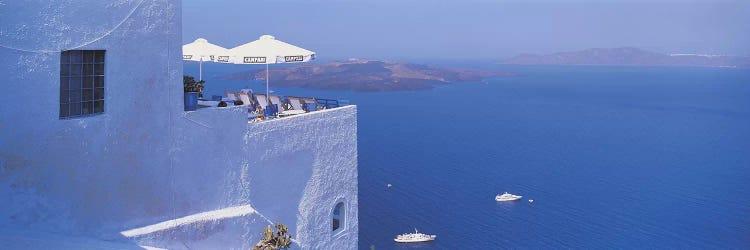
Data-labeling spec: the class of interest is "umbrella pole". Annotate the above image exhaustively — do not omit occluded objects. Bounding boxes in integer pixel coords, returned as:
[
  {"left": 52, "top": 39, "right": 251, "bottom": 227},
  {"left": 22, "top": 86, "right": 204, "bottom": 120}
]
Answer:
[
  {"left": 266, "top": 63, "right": 270, "bottom": 104},
  {"left": 199, "top": 59, "right": 203, "bottom": 81}
]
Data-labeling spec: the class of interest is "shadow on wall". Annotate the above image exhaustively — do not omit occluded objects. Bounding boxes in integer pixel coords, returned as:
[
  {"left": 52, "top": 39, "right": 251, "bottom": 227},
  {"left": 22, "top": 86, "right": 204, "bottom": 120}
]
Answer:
[{"left": 249, "top": 150, "right": 314, "bottom": 235}]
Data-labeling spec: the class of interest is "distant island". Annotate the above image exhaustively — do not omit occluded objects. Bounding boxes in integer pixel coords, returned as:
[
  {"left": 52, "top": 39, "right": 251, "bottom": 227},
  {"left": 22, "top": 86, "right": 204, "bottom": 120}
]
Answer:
[
  {"left": 499, "top": 47, "right": 750, "bottom": 69},
  {"left": 223, "top": 60, "right": 514, "bottom": 91}
]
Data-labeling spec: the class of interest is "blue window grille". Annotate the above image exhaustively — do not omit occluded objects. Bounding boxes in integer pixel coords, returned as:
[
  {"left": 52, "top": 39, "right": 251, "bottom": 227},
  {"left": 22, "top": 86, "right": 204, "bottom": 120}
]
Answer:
[{"left": 60, "top": 50, "right": 105, "bottom": 119}]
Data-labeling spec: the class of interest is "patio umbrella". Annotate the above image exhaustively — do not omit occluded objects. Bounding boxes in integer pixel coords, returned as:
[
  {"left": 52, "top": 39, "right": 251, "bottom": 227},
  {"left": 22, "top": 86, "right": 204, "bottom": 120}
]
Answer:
[
  {"left": 229, "top": 35, "right": 315, "bottom": 102},
  {"left": 182, "top": 38, "right": 232, "bottom": 81}
]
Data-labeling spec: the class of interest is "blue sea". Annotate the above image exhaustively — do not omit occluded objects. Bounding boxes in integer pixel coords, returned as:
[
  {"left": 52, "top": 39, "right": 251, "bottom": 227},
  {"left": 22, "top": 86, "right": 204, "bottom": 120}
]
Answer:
[{"left": 187, "top": 62, "right": 750, "bottom": 249}]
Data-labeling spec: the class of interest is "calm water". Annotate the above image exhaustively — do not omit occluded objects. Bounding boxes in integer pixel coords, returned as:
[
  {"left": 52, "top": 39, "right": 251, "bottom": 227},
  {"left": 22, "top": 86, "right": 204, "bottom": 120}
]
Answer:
[{"left": 188, "top": 63, "right": 750, "bottom": 249}]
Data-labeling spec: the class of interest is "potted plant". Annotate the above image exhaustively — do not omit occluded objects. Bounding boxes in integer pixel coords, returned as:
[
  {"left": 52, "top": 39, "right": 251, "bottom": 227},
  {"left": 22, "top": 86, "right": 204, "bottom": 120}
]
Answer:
[
  {"left": 183, "top": 75, "right": 204, "bottom": 111},
  {"left": 253, "top": 223, "right": 293, "bottom": 250}
]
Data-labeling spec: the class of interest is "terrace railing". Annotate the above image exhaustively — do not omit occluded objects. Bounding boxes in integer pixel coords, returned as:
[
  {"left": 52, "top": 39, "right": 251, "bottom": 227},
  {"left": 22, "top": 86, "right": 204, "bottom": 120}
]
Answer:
[{"left": 317, "top": 98, "right": 343, "bottom": 109}]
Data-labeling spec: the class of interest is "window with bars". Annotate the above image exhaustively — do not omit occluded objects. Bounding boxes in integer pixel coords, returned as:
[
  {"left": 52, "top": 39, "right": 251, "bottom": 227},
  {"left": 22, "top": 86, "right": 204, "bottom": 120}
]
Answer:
[{"left": 60, "top": 50, "right": 105, "bottom": 119}]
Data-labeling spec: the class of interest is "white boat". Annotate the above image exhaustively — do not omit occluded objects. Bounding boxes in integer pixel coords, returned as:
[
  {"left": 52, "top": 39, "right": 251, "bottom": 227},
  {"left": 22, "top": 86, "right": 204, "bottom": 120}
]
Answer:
[
  {"left": 495, "top": 192, "right": 522, "bottom": 201},
  {"left": 394, "top": 228, "right": 436, "bottom": 243}
]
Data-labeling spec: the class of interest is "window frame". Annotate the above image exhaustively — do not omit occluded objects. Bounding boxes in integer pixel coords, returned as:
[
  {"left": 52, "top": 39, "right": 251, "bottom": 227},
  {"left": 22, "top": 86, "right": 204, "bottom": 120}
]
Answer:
[
  {"left": 331, "top": 200, "right": 347, "bottom": 235},
  {"left": 60, "top": 50, "right": 106, "bottom": 119}
]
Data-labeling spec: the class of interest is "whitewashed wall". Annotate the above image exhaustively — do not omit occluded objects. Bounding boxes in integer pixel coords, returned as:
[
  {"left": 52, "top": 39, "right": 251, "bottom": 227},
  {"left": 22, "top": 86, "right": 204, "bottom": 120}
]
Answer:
[
  {"left": 135, "top": 106, "right": 359, "bottom": 249},
  {"left": 0, "top": 0, "right": 358, "bottom": 249},
  {"left": 243, "top": 106, "right": 359, "bottom": 250},
  {"left": 0, "top": 0, "right": 184, "bottom": 236}
]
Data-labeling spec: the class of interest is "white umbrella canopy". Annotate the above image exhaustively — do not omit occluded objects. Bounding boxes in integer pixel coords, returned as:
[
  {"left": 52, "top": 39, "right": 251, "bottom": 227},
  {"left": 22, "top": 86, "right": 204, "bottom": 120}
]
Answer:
[
  {"left": 182, "top": 38, "right": 232, "bottom": 80},
  {"left": 229, "top": 35, "right": 316, "bottom": 104},
  {"left": 229, "top": 35, "right": 315, "bottom": 64}
]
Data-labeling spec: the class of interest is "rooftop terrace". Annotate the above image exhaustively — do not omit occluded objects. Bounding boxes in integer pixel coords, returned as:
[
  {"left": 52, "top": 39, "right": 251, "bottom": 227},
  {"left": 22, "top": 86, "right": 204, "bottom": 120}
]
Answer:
[{"left": 191, "top": 89, "right": 350, "bottom": 123}]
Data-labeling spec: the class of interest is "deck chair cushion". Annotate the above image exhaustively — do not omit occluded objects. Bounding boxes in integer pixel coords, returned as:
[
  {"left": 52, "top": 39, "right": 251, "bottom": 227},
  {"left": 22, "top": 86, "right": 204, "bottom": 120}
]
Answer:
[{"left": 289, "top": 98, "right": 305, "bottom": 111}]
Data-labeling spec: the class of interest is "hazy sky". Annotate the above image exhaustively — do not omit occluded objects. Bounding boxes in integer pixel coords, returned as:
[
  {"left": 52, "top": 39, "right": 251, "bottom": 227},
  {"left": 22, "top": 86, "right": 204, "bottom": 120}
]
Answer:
[{"left": 182, "top": 0, "right": 750, "bottom": 60}]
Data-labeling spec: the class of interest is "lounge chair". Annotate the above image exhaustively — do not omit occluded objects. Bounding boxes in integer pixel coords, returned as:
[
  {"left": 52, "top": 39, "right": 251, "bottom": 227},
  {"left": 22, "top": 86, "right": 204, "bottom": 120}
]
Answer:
[
  {"left": 303, "top": 97, "right": 319, "bottom": 111},
  {"left": 253, "top": 94, "right": 276, "bottom": 118},
  {"left": 268, "top": 95, "right": 285, "bottom": 110},
  {"left": 264, "top": 103, "right": 278, "bottom": 118},
  {"left": 253, "top": 94, "right": 268, "bottom": 110},
  {"left": 224, "top": 91, "right": 238, "bottom": 102},
  {"left": 286, "top": 97, "right": 306, "bottom": 112},
  {"left": 237, "top": 92, "right": 253, "bottom": 106},
  {"left": 238, "top": 92, "right": 262, "bottom": 119},
  {"left": 272, "top": 96, "right": 305, "bottom": 117}
]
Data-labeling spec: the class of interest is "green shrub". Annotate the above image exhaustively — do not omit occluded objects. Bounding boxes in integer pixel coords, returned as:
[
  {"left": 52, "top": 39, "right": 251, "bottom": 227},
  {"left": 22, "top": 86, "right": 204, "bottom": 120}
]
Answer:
[
  {"left": 183, "top": 75, "right": 205, "bottom": 93},
  {"left": 253, "top": 224, "right": 293, "bottom": 250}
]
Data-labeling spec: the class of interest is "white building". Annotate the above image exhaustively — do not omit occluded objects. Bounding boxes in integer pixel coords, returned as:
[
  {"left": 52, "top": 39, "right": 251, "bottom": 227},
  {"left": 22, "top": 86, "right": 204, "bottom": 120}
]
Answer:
[{"left": 0, "top": 1, "right": 358, "bottom": 249}]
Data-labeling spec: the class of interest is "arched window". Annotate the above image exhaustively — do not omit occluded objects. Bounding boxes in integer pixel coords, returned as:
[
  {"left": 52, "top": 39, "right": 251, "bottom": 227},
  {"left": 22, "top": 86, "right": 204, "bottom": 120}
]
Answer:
[{"left": 332, "top": 202, "right": 345, "bottom": 232}]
